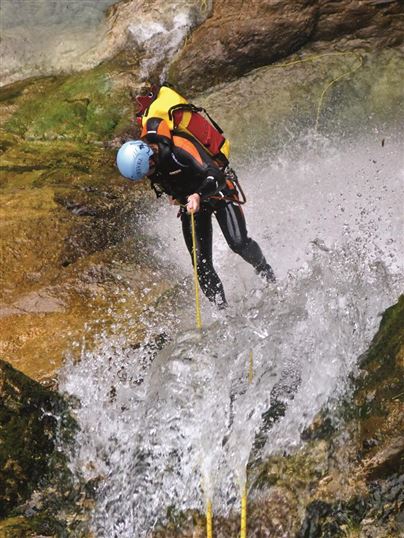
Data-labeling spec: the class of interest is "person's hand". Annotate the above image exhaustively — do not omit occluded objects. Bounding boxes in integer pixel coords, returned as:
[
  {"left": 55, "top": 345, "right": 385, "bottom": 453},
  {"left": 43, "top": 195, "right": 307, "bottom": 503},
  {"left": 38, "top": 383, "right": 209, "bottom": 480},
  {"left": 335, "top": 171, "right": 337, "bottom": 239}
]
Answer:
[
  {"left": 168, "top": 196, "right": 180, "bottom": 206},
  {"left": 186, "top": 193, "right": 201, "bottom": 213}
]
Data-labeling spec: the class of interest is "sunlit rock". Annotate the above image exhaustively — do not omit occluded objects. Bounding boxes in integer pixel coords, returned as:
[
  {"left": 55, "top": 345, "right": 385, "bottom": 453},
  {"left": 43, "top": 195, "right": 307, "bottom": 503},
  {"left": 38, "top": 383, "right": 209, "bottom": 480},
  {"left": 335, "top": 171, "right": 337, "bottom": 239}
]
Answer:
[{"left": 169, "top": 0, "right": 404, "bottom": 94}]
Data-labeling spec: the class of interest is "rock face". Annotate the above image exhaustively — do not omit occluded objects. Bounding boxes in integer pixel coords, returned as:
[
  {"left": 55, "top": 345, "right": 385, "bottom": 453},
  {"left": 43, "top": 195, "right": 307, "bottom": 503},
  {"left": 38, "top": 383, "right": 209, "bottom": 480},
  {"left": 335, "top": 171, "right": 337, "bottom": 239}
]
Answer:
[
  {"left": 0, "top": 66, "right": 174, "bottom": 381},
  {"left": 0, "top": 359, "right": 66, "bottom": 518},
  {"left": 169, "top": 0, "right": 404, "bottom": 94},
  {"left": 0, "top": 0, "right": 210, "bottom": 87}
]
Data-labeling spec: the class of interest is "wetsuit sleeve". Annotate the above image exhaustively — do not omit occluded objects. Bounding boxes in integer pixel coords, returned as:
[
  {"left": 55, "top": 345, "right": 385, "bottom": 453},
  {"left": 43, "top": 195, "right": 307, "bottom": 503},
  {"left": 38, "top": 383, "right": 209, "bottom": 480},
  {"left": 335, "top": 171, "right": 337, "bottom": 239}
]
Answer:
[
  {"left": 197, "top": 168, "right": 225, "bottom": 197},
  {"left": 172, "top": 137, "right": 226, "bottom": 197}
]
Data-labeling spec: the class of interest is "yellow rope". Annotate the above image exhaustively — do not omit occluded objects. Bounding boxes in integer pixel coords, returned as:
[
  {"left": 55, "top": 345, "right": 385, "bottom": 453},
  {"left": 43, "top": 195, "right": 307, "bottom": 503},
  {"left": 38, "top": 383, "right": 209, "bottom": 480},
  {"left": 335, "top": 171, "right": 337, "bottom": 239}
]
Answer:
[
  {"left": 248, "top": 351, "right": 253, "bottom": 384},
  {"left": 190, "top": 210, "right": 202, "bottom": 330},
  {"left": 262, "top": 51, "right": 363, "bottom": 131},
  {"left": 240, "top": 482, "right": 247, "bottom": 538},
  {"left": 206, "top": 498, "right": 213, "bottom": 538},
  {"left": 199, "top": 0, "right": 209, "bottom": 13},
  {"left": 242, "top": 351, "right": 252, "bottom": 536},
  {"left": 314, "top": 53, "right": 363, "bottom": 130}
]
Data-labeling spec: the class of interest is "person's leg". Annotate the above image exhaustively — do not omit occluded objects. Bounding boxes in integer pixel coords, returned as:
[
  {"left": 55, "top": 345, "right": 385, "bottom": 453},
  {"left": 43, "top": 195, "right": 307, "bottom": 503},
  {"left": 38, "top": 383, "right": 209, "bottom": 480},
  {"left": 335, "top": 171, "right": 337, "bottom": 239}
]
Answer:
[
  {"left": 215, "top": 201, "right": 276, "bottom": 282},
  {"left": 181, "top": 208, "right": 227, "bottom": 306}
]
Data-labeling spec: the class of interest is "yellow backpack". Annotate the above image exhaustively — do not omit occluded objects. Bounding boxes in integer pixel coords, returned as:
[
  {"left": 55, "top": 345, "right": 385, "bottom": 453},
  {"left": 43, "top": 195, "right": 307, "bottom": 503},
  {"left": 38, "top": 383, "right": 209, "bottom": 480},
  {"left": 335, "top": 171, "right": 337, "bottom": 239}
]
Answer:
[{"left": 136, "top": 84, "right": 231, "bottom": 167}]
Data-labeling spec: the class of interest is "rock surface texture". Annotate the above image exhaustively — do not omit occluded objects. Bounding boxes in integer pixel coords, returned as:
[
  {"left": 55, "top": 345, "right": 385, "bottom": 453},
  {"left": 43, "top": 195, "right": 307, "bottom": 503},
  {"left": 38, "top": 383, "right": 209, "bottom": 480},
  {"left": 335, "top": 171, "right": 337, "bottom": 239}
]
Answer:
[
  {"left": 169, "top": 0, "right": 404, "bottom": 93},
  {"left": 0, "top": 360, "right": 66, "bottom": 518}
]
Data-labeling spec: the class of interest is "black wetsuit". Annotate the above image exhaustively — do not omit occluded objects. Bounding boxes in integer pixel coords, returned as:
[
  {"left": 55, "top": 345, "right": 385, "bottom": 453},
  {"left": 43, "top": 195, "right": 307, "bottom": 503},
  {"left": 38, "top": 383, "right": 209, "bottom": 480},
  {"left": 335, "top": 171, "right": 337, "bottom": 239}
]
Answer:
[{"left": 143, "top": 117, "right": 275, "bottom": 305}]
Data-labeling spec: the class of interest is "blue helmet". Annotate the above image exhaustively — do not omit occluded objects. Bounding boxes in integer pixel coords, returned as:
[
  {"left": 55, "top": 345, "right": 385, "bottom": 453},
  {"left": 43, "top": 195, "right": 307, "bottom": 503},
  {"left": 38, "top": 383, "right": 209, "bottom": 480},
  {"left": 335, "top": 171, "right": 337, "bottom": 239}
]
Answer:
[{"left": 116, "top": 140, "right": 154, "bottom": 181}]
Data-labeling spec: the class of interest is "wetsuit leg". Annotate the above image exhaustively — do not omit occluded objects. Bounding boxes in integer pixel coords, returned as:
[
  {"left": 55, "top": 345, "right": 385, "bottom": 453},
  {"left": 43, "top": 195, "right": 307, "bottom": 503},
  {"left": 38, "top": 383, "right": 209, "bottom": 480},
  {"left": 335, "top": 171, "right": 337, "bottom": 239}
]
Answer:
[
  {"left": 214, "top": 201, "right": 276, "bottom": 281},
  {"left": 181, "top": 208, "right": 227, "bottom": 306}
]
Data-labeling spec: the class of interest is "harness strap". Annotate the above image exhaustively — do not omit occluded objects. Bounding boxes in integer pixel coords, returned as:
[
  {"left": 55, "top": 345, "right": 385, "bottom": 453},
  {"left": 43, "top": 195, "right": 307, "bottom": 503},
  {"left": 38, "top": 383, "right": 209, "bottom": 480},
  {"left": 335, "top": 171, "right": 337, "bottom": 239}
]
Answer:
[{"left": 168, "top": 104, "right": 225, "bottom": 134}]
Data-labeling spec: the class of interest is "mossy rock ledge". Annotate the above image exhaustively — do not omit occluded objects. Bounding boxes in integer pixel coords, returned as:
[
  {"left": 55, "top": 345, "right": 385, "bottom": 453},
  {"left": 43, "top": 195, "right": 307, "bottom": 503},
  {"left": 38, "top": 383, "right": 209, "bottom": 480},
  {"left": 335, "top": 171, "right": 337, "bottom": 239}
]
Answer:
[{"left": 0, "top": 63, "right": 174, "bottom": 382}]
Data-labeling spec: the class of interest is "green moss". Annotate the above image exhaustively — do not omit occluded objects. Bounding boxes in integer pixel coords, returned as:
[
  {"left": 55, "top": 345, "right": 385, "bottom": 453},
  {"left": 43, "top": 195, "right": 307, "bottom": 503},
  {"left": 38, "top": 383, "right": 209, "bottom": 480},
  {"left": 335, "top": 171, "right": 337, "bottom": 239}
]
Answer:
[
  {"left": 360, "top": 295, "right": 404, "bottom": 370},
  {"left": 350, "top": 296, "right": 404, "bottom": 424},
  {"left": 251, "top": 440, "right": 328, "bottom": 491},
  {"left": 0, "top": 514, "right": 66, "bottom": 537},
  {"left": 3, "top": 65, "right": 131, "bottom": 142},
  {"left": 0, "top": 136, "right": 116, "bottom": 192}
]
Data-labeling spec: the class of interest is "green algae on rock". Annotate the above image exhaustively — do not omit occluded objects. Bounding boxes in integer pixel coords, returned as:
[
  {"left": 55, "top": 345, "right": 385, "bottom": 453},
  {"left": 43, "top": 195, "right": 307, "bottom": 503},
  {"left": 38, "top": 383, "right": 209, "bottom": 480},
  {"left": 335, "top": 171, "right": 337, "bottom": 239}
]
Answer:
[
  {"left": 0, "top": 59, "right": 174, "bottom": 381},
  {"left": 2, "top": 66, "right": 133, "bottom": 143}
]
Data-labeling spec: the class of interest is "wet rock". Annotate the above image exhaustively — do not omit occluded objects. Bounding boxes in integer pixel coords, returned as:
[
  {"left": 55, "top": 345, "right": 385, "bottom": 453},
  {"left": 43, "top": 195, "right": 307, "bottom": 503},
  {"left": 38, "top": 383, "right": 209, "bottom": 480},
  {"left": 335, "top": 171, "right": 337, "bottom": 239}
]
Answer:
[
  {"left": 0, "top": 0, "right": 209, "bottom": 88},
  {"left": 169, "top": 0, "right": 317, "bottom": 95},
  {"left": 0, "top": 291, "right": 65, "bottom": 317},
  {"left": 0, "top": 96, "right": 170, "bottom": 379},
  {"left": 0, "top": 360, "right": 67, "bottom": 518},
  {"left": 170, "top": 0, "right": 404, "bottom": 94},
  {"left": 361, "top": 436, "right": 404, "bottom": 480}
]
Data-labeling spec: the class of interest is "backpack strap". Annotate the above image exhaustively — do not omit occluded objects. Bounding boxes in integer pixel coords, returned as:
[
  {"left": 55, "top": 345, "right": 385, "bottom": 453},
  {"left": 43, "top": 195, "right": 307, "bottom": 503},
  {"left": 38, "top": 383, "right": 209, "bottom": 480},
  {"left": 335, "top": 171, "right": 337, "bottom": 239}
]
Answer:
[{"left": 168, "top": 104, "right": 224, "bottom": 134}]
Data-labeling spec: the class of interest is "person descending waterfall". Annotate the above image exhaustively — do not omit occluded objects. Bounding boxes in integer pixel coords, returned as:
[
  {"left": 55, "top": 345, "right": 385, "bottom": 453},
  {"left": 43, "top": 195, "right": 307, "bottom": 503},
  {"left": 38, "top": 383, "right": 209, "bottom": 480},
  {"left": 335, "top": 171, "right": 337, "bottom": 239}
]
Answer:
[{"left": 116, "top": 84, "right": 275, "bottom": 307}]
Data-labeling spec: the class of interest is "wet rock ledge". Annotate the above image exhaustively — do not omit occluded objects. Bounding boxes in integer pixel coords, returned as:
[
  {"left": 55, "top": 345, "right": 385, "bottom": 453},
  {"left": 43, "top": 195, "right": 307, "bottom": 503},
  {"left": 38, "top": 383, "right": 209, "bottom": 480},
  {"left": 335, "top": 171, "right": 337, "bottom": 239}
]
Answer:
[
  {"left": 0, "top": 359, "right": 66, "bottom": 519},
  {"left": 170, "top": 0, "right": 404, "bottom": 93}
]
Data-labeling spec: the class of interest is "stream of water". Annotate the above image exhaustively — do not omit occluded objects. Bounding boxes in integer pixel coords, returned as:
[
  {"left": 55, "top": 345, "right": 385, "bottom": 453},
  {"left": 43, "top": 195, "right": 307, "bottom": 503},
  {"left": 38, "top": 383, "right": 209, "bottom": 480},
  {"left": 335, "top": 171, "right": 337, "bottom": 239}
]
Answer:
[{"left": 59, "top": 129, "right": 403, "bottom": 536}]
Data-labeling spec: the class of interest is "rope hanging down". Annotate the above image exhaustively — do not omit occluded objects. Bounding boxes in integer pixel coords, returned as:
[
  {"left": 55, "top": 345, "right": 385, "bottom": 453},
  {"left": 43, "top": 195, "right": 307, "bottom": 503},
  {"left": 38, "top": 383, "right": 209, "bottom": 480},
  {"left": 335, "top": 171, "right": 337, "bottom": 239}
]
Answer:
[
  {"left": 249, "top": 351, "right": 254, "bottom": 384},
  {"left": 191, "top": 210, "right": 202, "bottom": 330},
  {"left": 206, "top": 499, "right": 213, "bottom": 538},
  {"left": 166, "top": 52, "right": 362, "bottom": 538},
  {"left": 240, "top": 351, "right": 253, "bottom": 537},
  {"left": 241, "top": 482, "right": 248, "bottom": 538}
]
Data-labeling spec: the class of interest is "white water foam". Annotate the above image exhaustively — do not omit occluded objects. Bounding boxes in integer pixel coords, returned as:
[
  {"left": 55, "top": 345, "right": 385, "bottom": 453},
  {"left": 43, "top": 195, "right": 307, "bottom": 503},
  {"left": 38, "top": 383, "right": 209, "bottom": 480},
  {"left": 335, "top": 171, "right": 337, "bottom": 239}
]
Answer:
[
  {"left": 58, "top": 132, "right": 403, "bottom": 536},
  {"left": 128, "top": 6, "right": 207, "bottom": 82}
]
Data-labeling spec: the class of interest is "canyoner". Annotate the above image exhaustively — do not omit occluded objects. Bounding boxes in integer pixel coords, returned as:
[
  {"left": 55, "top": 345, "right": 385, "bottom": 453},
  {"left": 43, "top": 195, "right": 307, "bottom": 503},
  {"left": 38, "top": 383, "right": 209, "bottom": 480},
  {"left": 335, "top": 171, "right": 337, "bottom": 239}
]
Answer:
[
  {"left": 135, "top": 83, "right": 246, "bottom": 204},
  {"left": 116, "top": 83, "right": 276, "bottom": 308}
]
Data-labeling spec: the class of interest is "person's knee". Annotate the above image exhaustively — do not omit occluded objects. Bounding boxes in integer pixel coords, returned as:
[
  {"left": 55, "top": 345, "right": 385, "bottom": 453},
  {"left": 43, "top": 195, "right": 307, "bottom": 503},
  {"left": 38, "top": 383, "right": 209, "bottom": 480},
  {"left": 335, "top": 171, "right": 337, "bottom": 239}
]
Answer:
[
  {"left": 196, "top": 256, "right": 212, "bottom": 275},
  {"left": 228, "top": 236, "right": 250, "bottom": 255}
]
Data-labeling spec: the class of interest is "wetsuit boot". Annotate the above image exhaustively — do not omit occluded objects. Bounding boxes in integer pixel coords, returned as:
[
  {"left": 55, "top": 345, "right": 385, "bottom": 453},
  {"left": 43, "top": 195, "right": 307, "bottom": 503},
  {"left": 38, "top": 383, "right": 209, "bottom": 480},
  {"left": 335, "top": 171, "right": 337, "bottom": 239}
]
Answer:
[{"left": 256, "top": 262, "right": 276, "bottom": 283}]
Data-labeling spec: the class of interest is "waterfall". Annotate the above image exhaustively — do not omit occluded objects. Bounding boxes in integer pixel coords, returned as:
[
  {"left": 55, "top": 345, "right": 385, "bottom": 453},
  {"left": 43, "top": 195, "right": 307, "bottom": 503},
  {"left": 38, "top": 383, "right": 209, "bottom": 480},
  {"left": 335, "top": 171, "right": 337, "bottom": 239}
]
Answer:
[{"left": 58, "top": 129, "right": 403, "bottom": 536}]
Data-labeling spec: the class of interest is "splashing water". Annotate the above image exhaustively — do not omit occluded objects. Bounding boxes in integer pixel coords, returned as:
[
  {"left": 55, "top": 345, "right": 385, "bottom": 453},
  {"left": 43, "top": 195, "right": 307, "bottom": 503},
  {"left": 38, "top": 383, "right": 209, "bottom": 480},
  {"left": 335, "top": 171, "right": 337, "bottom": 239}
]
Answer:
[
  {"left": 128, "top": 0, "right": 211, "bottom": 82},
  {"left": 59, "top": 130, "right": 403, "bottom": 536}
]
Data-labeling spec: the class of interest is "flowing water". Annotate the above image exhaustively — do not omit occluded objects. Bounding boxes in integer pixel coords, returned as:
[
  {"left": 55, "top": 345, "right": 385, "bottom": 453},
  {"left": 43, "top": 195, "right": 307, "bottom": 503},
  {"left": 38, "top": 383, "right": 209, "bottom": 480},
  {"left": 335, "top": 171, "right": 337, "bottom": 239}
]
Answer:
[{"left": 59, "top": 127, "right": 403, "bottom": 536}]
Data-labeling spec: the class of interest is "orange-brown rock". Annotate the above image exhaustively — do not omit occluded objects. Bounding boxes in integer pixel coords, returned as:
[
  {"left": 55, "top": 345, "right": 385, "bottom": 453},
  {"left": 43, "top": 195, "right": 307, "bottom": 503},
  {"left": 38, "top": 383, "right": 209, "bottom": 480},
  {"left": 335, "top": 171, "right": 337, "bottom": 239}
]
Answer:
[{"left": 170, "top": 0, "right": 404, "bottom": 94}]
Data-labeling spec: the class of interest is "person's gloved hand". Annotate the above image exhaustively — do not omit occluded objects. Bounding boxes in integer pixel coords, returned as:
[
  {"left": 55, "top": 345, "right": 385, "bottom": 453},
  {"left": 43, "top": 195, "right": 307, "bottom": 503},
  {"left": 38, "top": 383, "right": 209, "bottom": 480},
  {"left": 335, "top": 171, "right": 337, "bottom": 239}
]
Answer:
[{"left": 186, "top": 193, "right": 201, "bottom": 213}]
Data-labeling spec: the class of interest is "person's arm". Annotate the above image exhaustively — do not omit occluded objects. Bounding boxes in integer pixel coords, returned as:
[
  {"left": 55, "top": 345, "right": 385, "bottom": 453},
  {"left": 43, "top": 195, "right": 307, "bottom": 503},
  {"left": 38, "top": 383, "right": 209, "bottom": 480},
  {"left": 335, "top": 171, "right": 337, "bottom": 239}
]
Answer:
[
  {"left": 185, "top": 158, "right": 225, "bottom": 213},
  {"left": 187, "top": 162, "right": 225, "bottom": 213},
  {"left": 196, "top": 165, "right": 225, "bottom": 198},
  {"left": 174, "top": 137, "right": 226, "bottom": 203}
]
